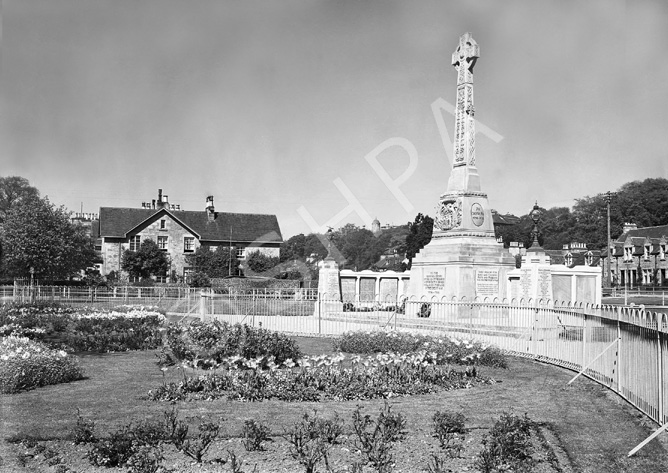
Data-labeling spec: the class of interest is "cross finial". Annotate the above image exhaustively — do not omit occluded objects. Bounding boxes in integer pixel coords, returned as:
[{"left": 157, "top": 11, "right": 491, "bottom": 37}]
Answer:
[{"left": 451, "top": 32, "right": 479, "bottom": 72}]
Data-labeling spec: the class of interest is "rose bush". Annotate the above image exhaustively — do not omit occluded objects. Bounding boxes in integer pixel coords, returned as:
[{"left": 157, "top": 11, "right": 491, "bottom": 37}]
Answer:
[{"left": 0, "top": 336, "right": 84, "bottom": 393}]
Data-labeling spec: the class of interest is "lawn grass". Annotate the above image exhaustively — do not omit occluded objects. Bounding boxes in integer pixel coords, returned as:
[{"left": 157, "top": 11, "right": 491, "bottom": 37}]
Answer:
[{"left": 1, "top": 336, "right": 667, "bottom": 472}]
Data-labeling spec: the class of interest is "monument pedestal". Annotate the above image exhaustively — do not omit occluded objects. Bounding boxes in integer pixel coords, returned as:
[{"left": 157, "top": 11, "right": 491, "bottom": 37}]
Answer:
[
  {"left": 408, "top": 236, "right": 515, "bottom": 300},
  {"left": 316, "top": 258, "right": 343, "bottom": 315},
  {"left": 507, "top": 250, "right": 553, "bottom": 302}
]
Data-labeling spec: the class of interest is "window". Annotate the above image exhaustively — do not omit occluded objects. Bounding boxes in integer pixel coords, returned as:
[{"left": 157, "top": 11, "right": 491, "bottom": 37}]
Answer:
[
  {"left": 644, "top": 245, "right": 650, "bottom": 261},
  {"left": 155, "top": 274, "right": 167, "bottom": 283},
  {"left": 129, "top": 235, "right": 141, "bottom": 251},
  {"left": 661, "top": 244, "right": 666, "bottom": 261},
  {"left": 564, "top": 253, "right": 573, "bottom": 267},
  {"left": 158, "top": 235, "right": 168, "bottom": 251},
  {"left": 160, "top": 219, "right": 166, "bottom": 230},
  {"left": 184, "top": 237, "right": 195, "bottom": 253},
  {"left": 624, "top": 247, "right": 633, "bottom": 262},
  {"left": 236, "top": 247, "right": 245, "bottom": 259},
  {"left": 584, "top": 251, "right": 593, "bottom": 266}
]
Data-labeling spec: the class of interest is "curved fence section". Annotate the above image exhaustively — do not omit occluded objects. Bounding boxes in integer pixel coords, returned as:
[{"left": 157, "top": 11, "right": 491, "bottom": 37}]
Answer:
[{"left": 1, "top": 286, "right": 665, "bottom": 428}]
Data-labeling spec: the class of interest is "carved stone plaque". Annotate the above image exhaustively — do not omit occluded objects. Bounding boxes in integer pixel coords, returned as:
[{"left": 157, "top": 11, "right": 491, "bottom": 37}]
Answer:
[
  {"left": 435, "top": 199, "right": 462, "bottom": 231},
  {"left": 471, "top": 203, "right": 484, "bottom": 227}
]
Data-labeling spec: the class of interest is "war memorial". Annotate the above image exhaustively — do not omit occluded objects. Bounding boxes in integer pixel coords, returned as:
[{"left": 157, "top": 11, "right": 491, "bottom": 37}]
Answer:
[{"left": 319, "top": 33, "right": 601, "bottom": 306}]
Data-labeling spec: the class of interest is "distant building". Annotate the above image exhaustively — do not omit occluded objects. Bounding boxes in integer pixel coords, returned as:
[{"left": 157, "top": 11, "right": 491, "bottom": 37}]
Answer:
[
  {"left": 545, "top": 242, "right": 601, "bottom": 268},
  {"left": 92, "top": 189, "right": 283, "bottom": 282},
  {"left": 601, "top": 223, "right": 667, "bottom": 287}
]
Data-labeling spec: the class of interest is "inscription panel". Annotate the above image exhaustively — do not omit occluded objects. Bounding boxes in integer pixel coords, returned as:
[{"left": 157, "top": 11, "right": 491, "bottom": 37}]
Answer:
[
  {"left": 423, "top": 269, "right": 446, "bottom": 295},
  {"left": 475, "top": 269, "right": 499, "bottom": 298}
]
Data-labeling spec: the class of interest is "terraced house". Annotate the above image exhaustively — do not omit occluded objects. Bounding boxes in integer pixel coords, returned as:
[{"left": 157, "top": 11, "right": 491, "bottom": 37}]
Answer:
[
  {"left": 602, "top": 223, "right": 668, "bottom": 287},
  {"left": 93, "top": 189, "right": 283, "bottom": 281}
]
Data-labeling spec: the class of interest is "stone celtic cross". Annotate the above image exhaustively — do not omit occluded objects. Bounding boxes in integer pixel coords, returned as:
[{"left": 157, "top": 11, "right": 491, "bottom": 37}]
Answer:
[{"left": 451, "top": 32, "right": 479, "bottom": 167}]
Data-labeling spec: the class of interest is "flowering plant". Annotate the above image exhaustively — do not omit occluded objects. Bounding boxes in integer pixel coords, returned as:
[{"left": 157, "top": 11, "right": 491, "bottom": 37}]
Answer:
[
  {"left": 0, "top": 302, "right": 164, "bottom": 352},
  {"left": 0, "top": 336, "right": 84, "bottom": 393}
]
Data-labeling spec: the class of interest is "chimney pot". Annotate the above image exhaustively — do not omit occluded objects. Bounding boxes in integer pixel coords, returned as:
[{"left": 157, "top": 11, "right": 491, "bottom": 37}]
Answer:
[{"left": 152, "top": 199, "right": 156, "bottom": 209}]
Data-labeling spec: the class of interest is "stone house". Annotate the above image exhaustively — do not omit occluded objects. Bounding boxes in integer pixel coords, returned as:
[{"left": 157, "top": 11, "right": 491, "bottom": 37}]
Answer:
[
  {"left": 92, "top": 190, "right": 282, "bottom": 281},
  {"left": 601, "top": 223, "right": 668, "bottom": 287}
]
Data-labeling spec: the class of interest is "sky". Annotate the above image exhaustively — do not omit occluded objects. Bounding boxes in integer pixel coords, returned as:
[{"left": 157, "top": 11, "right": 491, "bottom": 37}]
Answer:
[{"left": 2, "top": 0, "right": 668, "bottom": 239}]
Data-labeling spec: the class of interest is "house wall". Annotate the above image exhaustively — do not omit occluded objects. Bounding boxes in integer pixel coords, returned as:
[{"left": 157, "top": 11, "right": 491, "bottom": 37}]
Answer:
[{"left": 100, "top": 215, "right": 201, "bottom": 279}]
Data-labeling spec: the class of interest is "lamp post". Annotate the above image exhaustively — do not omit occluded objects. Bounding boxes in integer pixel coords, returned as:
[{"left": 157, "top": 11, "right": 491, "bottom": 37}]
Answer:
[
  {"left": 604, "top": 191, "right": 614, "bottom": 289},
  {"left": 528, "top": 202, "right": 542, "bottom": 251}
]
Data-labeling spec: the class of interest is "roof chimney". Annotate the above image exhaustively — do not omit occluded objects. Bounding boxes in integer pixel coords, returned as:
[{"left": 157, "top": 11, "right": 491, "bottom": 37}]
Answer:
[
  {"left": 152, "top": 199, "right": 156, "bottom": 209},
  {"left": 205, "top": 196, "right": 215, "bottom": 222}
]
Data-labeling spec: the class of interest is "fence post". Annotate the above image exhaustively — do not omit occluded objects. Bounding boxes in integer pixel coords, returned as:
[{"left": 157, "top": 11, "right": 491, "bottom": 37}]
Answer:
[
  {"left": 318, "top": 295, "right": 322, "bottom": 335},
  {"left": 616, "top": 306, "right": 622, "bottom": 393},
  {"left": 658, "top": 315, "right": 664, "bottom": 423},
  {"left": 199, "top": 290, "right": 205, "bottom": 320},
  {"left": 581, "top": 312, "right": 587, "bottom": 373}
]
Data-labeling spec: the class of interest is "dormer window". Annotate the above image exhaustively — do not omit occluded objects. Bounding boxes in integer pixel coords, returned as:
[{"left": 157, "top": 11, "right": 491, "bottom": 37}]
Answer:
[
  {"left": 660, "top": 244, "right": 666, "bottom": 261},
  {"left": 624, "top": 247, "right": 633, "bottom": 262},
  {"left": 644, "top": 244, "right": 650, "bottom": 261},
  {"left": 584, "top": 251, "right": 593, "bottom": 266},
  {"left": 564, "top": 253, "right": 573, "bottom": 266}
]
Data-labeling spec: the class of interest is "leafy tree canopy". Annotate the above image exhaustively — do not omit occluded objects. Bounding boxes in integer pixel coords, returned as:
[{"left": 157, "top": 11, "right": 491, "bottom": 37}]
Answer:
[
  {"left": 0, "top": 176, "right": 40, "bottom": 224},
  {"left": 405, "top": 213, "right": 434, "bottom": 267},
  {"left": 245, "top": 250, "right": 280, "bottom": 274},
  {"left": 121, "top": 239, "right": 170, "bottom": 280},
  {"left": 184, "top": 245, "right": 239, "bottom": 278},
  {"left": 1, "top": 196, "right": 99, "bottom": 280}
]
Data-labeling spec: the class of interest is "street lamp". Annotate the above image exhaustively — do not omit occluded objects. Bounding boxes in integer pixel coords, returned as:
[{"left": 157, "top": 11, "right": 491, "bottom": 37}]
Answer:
[{"left": 528, "top": 202, "right": 542, "bottom": 251}]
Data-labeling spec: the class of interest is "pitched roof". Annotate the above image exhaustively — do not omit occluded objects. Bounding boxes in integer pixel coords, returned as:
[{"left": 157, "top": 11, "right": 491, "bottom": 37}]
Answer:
[
  {"left": 616, "top": 224, "right": 668, "bottom": 243},
  {"left": 98, "top": 207, "right": 282, "bottom": 243},
  {"left": 492, "top": 212, "right": 521, "bottom": 226}
]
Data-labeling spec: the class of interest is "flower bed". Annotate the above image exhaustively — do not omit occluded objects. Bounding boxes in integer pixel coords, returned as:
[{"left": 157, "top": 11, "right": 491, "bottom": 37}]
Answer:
[
  {"left": 0, "top": 336, "right": 84, "bottom": 393},
  {"left": 332, "top": 330, "right": 508, "bottom": 368},
  {"left": 148, "top": 350, "right": 490, "bottom": 402},
  {"left": 0, "top": 302, "right": 164, "bottom": 352},
  {"left": 163, "top": 320, "right": 302, "bottom": 368}
]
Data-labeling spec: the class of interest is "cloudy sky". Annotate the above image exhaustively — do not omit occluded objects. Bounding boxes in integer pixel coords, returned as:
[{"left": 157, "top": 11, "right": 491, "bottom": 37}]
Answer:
[{"left": 2, "top": 0, "right": 667, "bottom": 238}]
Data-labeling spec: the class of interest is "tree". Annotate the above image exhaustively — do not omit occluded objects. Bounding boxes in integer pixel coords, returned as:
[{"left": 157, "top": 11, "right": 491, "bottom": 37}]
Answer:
[
  {"left": 185, "top": 246, "right": 240, "bottom": 278},
  {"left": 1, "top": 196, "right": 99, "bottom": 280},
  {"left": 245, "top": 251, "right": 280, "bottom": 274},
  {"left": 121, "top": 239, "right": 170, "bottom": 280},
  {"left": 405, "top": 213, "right": 434, "bottom": 267},
  {"left": 280, "top": 234, "right": 307, "bottom": 262},
  {"left": 0, "top": 176, "right": 40, "bottom": 224}
]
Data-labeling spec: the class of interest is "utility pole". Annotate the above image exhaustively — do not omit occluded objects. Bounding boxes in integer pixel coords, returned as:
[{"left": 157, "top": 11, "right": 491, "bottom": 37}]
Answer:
[{"left": 605, "top": 191, "right": 613, "bottom": 288}]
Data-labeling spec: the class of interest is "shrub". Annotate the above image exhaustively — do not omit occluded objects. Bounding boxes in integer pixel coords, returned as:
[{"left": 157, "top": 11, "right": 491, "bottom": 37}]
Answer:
[
  {"left": 242, "top": 419, "right": 271, "bottom": 452},
  {"left": 284, "top": 411, "right": 341, "bottom": 473},
  {"left": 0, "top": 336, "right": 84, "bottom": 393},
  {"left": 475, "top": 411, "right": 535, "bottom": 473},
  {"left": 351, "top": 402, "right": 406, "bottom": 473},
  {"left": 72, "top": 409, "right": 97, "bottom": 445},
  {"left": 432, "top": 410, "right": 466, "bottom": 454},
  {"left": 164, "top": 410, "right": 221, "bottom": 463},
  {"left": 163, "top": 320, "right": 302, "bottom": 368}
]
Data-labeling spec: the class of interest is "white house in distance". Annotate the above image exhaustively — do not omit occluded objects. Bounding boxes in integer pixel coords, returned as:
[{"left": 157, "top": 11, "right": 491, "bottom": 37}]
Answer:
[{"left": 92, "top": 189, "right": 283, "bottom": 281}]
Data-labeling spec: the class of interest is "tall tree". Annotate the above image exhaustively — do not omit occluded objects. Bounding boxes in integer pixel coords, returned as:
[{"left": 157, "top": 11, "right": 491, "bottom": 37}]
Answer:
[
  {"left": 0, "top": 176, "right": 40, "bottom": 224},
  {"left": 121, "top": 239, "right": 170, "bottom": 280},
  {"left": 405, "top": 213, "right": 434, "bottom": 267},
  {"left": 279, "top": 233, "right": 307, "bottom": 262},
  {"left": 1, "top": 196, "right": 99, "bottom": 280}
]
